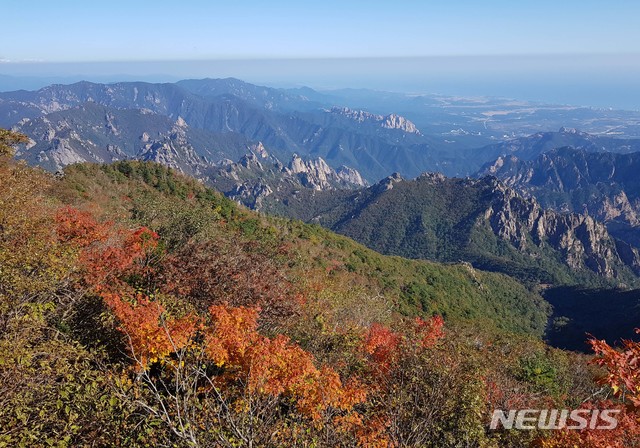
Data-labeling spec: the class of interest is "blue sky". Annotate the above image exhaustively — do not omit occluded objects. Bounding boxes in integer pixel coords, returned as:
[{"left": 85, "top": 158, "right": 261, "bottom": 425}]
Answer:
[
  {"left": 2, "top": 0, "right": 639, "bottom": 61},
  {"left": 2, "top": 0, "right": 639, "bottom": 109}
]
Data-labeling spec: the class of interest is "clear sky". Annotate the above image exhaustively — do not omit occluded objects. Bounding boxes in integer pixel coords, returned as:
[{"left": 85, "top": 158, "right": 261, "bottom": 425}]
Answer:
[
  {"left": 2, "top": 0, "right": 640, "bottom": 109},
  {"left": 2, "top": 0, "right": 639, "bottom": 62}
]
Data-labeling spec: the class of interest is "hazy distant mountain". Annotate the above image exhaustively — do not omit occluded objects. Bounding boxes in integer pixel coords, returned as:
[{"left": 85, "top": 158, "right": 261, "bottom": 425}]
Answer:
[
  {"left": 176, "top": 78, "right": 322, "bottom": 112},
  {"left": 0, "top": 79, "right": 437, "bottom": 181},
  {"left": 479, "top": 147, "right": 640, "bottom": 247},
  {"left": 12, "top": 102, "right": 255, "bottom": 176},
  {"left": 266, "top": 173, "right": 640, "bottom": 287},
  {"left": 309, "top": 88, "right": 640, "bottom": 154},
  {"left": 463, "top": 127, "right": 640, "bottom": 173},
  {"left": 5, "top": 79, "right": 640, "bottom": 181}
]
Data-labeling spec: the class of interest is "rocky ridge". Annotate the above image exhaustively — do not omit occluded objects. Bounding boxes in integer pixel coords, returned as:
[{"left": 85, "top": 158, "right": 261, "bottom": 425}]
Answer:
[
  {"left": 206, "top": 152, "right": 367, "bottom": 210},
  {"left": 478, "top": 147, "right": 640, "bottom": 246},
  {"left": 483, "top": 177, "right": 632, "bottom": 278},
  {"left": 271, "top": 173, "right": 640, "bottom": 285},
  {"left": 329, "top": 107, "right": 421, "bottom": 134}
]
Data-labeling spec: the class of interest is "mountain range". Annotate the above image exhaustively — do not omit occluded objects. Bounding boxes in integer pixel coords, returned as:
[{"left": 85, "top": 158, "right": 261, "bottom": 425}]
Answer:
[
  {"left": 5, "top": 78, "right": 640, "bottom": 182},
  {"left": 264, "top": 173, "right": 640, "bottom": 287},
  {"left": 206, "top": 152, "right": 366, "bottom": 210},
  {"left": 480, "top": 147, "right": 640, "bottom": 247},
  {"left": 1, "top": 79, "right": 438, "bottom": 181},
  {"left": 4, "top": 77, "right": 640, "bottom": 289},
  {"left": 12, "top": 101, "right": 257, "bottom": 176},
  {"left": 467, "top": 127, "right": 640, "bottom": 173}
]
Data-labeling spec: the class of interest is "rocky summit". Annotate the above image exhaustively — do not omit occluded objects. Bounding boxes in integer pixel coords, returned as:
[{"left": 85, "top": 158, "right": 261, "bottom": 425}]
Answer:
[
  {"left": 204, "top": 152, "right": 366, "bottom": 210},
  {"left": 479, "top": 147, "right": 640, "bottom": 247},
  {"left": 269, "top": 173, "right": 640, "bottom": 287}
]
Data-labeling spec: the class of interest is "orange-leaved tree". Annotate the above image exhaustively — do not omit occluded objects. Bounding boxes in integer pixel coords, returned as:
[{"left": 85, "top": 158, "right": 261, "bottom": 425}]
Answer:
[
  {"left": 534, "top": 332, "right": 640, "bottom": 447},
  {"left": 356, "top": 316, "right": 451, "bottom": 446},
  {"left": 65, "top": 207, "right": 368, "bottom": 446},
  {"left": 589, "top": 330, "right": 640, "bottom": 407},
  {"left": 363, "top": 315, "right": 445, "bottom": 377}
]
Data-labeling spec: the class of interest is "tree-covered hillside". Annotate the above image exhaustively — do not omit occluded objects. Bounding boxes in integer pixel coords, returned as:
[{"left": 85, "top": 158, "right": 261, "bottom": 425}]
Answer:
[
  {"left": 2, "top": 130, "right": 639, "bottom": 446},
  {"left": 59, "top": 160, "right": 549, "bottom": 336},
  {"left": 266, "top": 173, "right": 640, "bottom": 288}
]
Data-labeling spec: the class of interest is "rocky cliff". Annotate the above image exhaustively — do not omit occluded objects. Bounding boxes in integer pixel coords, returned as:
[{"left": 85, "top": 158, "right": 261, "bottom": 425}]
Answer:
[
  {"left": 205, "top": 153, "right": 367, "bottom": 210},
  {"left": 11, "top": 102, "right": 257, "bottom": 175},
  {"left": 269, "top": 173, "right": 640, "bottom": 286},
  {"left": 0, "top": 79, "right": 435, "bottom": 181},
  {"left": 478, "top": 147, "right": 640, "bottom": 247},
  {"left": 328, "top": 107, "right": 421, "bottom": 134},
  {"left": 483, "top": 178, "right": 631, "bottom": 278}
]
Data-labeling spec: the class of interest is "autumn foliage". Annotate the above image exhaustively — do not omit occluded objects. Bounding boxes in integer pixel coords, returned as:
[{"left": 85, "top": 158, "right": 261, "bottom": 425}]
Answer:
[
  {"left": 589, "top": 330, "right": 640, "bottom": 407},
  {"left": 205, "top": 304, "right": 365, "bottom": 421},
  {"left": 364, "top": 323, "right": 401, "bottom": 371},
  {"left": 529, "top": 333, "right": 640, "bottom": 447},
  {"left": 363, "top": 315, "right": 445, "bottom": 374},
  {"left": 55, "top": 206, "right": 110, "bottom": 247},
  {"left": 103, "top": 292, "right": 199, "bottom": 367},
  {"left": 5, "top": 156, "right": 640, "bottom": 447},
  {"left": 61, "top": 205, "right": 369, "bottom": 443},
  {"left": 534, "top": 401, "right": 640, "bottom": 448}
]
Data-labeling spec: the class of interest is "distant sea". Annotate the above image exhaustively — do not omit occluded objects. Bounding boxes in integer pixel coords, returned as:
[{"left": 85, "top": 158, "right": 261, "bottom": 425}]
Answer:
[{"left": 2, "top": 55, "right": 639, "bottom": 111}]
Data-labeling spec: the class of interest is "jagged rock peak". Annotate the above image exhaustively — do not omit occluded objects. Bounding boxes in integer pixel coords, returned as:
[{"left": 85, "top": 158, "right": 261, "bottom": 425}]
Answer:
[
  {"left": 417, "top": 172, "right": 447, "bottom": 183},
  {"left": 477, "top": 147, "right": 640, "bottom": 235},
  {"left": 287, "top": 154, "right": 331, "bottom": 175},
  {"left": 249, "top": 141, "right": 269, "bottom": 158},
  {"left": 214, "top": 153, "right": 367, "bottom": 210},
  {"left": 137, "top": 136, "right": 204, "bottom": 176},
  {"left": 238, "top": 153, "right": 263, "bottom": 170},
  {"left": 287, "top": 154, "right": 336, "bottom": 190},
  {"left": 279, "top": 155, "right": 365, "bottom": 190},
  {"left": 477, "top": 179, "right": 637, "bottom": 278},
  {"left": 383, "top": 113, "right": 420, "bottom": 134},
  {"left": 228, "top": 182, "right": 274, "bottom": 209},
  {"left": 175, "top": 116, "right": 188, "bottom": 128},
  {"left": 217, "top": 158, "right": 234, "bottom": 167},
  {"left": 558, "top": 126, "right": 583, "bottom": 135},
  {"left": 336, "top": 166, "right": 367, "bottom": 187},
  {"left": 482, "top": 155, "right": 520, "bottom": 175},
  {"left": 329, "top": 106, "right": 421, "bottom": 134},
  {"left": 375, "top": 172, "right": 404, "bottom": 192}
]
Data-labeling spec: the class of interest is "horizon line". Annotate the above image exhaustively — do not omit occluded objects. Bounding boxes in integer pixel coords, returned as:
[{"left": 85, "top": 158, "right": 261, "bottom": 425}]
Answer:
[{"left": 2, "top": 52, "right": 640, "bottom": 65}]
